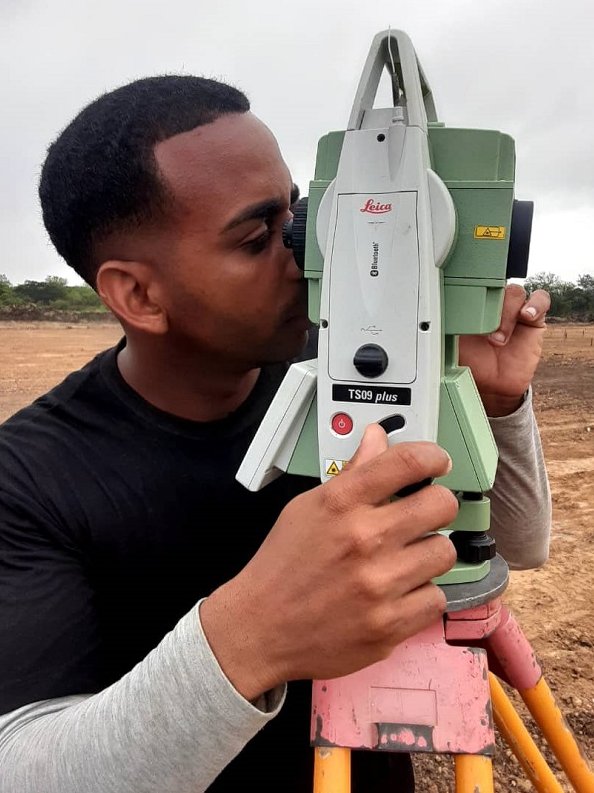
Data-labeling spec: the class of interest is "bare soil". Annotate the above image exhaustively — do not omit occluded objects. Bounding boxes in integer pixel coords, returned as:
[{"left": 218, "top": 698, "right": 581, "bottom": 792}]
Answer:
[{"left": 1, "top": 321, "right": 593, "bottom": 792}]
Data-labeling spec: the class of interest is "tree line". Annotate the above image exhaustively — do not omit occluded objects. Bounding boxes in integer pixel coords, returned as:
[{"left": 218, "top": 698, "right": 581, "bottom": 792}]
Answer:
[
  {"left": 0, "top": 275, "right": 105, "bottom": 313},
  {"left": 524, "top": 272, "right": 594, "bottom": 321},
  {"left": 0, "top": 271, "right": 593, "bottom": 320}
]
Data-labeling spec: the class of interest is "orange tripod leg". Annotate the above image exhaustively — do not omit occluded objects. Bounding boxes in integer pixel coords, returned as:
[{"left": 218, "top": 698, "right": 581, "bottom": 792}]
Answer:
[
  {"left": 489, "top": 673, "right": 564, "bottom": 793},
  {"left": 313, "top": 746, "right": 351, "bottom": 793},
  {"left": 483, "top": 605, "right": 594, "bottom": 791},
  {"left": 520, "top": 677, "right": 594, "bottom": 793},
  {"left": 454, "top": 754, "right": 494, "bottom": 793}
]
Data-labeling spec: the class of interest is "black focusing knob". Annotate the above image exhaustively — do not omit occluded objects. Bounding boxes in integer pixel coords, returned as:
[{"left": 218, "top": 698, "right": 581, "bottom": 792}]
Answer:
[
  {"left": 282, "top": 197, "right": 308, "bottom": 270},
  {"left": 353, "top": 344, "right": 389, "bottom": 378}
]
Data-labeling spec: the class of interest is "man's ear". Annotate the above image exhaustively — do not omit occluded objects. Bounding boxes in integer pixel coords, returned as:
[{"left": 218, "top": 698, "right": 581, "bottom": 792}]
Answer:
[{"left": 96, "top": 260, "right": 168, "bottom": 335}]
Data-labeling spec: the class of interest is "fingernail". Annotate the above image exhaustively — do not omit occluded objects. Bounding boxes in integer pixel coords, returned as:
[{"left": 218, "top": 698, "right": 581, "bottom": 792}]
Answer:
[
  {"left": 523, "top": 306, "right": 537, "bottom": 318},
  {"left": 444, "top": 451, "right": 452, "bottom": 473},
  {"left": 489, "top": 331, "right": 506, "bottom": 343}
]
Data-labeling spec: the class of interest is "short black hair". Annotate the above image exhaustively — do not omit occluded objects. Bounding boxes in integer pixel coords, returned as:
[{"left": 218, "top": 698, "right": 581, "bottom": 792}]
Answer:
[{"left": 39, "top": 75, "right": 250, "bottom": 285}]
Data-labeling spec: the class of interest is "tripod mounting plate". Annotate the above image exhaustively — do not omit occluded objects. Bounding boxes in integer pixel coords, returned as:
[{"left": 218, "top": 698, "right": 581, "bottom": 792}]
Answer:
[{"left": 442, "top": 554, "right": 509, "bottom": 612}]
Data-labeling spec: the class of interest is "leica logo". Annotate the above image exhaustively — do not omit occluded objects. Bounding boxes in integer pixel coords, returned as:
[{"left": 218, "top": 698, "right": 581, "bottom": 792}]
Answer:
[{"left": 360, "top": 198, "right": 392, "bottom": 214}]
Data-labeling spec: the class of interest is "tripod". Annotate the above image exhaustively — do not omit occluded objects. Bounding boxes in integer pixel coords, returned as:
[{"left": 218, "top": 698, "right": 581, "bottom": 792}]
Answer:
[{"left": 311, "top": 556, "right": 594, "bottom": 792}]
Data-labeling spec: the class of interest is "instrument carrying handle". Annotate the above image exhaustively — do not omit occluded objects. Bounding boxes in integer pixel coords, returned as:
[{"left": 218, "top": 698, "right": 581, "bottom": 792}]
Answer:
[{"left": 347, "top": 29, "right": 437, "bottom": 131}]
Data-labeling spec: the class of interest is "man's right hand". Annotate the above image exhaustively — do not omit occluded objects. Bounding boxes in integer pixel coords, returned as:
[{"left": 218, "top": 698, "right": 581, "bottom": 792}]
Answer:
[{"left": 200, "top": 425, "right": 458, "bottom": 701}]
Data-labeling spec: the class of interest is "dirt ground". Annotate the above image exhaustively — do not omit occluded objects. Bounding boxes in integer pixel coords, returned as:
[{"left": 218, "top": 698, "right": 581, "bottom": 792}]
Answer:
[{"left": 1, "top": 320, "right": 593, "bottom": 791}]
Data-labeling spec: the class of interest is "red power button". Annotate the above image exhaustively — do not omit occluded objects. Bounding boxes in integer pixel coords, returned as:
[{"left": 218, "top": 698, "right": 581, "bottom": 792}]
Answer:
[{"left": 331, "top": 413, "right": 353, "bottom": 436}]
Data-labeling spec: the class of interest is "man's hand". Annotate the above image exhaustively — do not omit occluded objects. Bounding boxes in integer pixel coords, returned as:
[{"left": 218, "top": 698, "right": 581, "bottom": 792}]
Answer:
[
  {"left": 459, "top": 284, "right": 550, "bottom": 417},
  {"left": 200, "top": 427, "right": 458, "bottom": 701}
]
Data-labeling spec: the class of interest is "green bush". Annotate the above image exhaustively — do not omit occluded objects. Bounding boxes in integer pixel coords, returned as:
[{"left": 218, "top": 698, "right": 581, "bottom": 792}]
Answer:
[{"left": 525, "top": 272, "right": 594, "bottom": 321}]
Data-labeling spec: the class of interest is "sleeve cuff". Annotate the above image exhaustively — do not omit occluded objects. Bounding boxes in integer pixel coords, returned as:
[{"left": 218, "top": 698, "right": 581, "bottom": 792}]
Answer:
[
  {"left": 187, "top": 600, "right": 286, "bottom": 720},
  {"left": 487, "top": 387, "right": 531, "bottom": 426}
]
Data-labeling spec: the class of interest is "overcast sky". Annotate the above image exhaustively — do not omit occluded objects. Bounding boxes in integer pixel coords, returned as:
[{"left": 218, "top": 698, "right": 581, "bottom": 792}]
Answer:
[{"left": 2, "top": 0, "right": 593, "bottom": 286}]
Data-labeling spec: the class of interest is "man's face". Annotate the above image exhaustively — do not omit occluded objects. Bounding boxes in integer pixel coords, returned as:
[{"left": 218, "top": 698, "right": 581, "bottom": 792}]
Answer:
[{"left": 152, "top": 112, "right": 309, "bottom": 369}]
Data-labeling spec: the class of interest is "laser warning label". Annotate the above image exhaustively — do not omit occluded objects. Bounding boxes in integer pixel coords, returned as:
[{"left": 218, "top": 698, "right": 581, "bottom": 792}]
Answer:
[
  {"left": 474, "top": 225, "right": 506, "bottom": 240},
  {"left": 325, "top": 460, "right": 347, "bottom": 476}
]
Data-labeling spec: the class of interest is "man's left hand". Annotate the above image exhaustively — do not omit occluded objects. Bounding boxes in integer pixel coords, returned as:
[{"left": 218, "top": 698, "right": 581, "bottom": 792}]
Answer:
[{"left": 459, "top": 284, "right": 550, "bottom": 417}]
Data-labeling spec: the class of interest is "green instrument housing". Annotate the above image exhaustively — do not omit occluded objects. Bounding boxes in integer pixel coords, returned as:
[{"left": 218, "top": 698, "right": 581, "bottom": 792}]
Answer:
[{"left": 289, "top": 122, "right": 518, "bottom": 584}]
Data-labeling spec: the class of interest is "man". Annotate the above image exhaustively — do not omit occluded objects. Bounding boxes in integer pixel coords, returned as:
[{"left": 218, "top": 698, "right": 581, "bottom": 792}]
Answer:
[{"left": 0, "top": 76, "right": 551, "bottom": 792}]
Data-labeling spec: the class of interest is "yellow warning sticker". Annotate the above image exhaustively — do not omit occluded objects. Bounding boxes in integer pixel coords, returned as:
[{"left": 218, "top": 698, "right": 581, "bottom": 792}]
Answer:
[
  {"left": 474, "top": 225, "right": 506, "bottom": 240},
  {"left": 325, "top": 460, "right": 347, "bottom": 476}
]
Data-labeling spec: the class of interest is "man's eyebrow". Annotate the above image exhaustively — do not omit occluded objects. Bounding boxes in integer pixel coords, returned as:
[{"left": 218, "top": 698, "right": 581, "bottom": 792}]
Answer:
[{"left": 221, "top": 184, "right": 300, "bottom": 234}]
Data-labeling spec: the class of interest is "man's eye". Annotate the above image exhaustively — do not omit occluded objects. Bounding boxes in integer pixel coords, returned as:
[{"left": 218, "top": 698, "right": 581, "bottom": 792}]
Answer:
[{"left": 244, "top": 230, "right": 272, "bottom": 255}]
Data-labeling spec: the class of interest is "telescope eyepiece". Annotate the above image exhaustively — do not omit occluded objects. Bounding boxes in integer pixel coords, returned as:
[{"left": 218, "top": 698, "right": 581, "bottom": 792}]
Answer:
[
  {"left": 506, "top": 199, "right": 534, "bottom": 279},
  {"left": 282, "top": 197, "right": 308, "bottom": 270}
]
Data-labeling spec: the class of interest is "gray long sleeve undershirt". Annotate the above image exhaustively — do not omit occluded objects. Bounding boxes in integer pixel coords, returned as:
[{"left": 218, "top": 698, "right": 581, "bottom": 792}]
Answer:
[
  {"left": 487, "top": 391, "right": 551, "bottom": 569},
  {"left": 0, "top": 608, "right": 286, "bottom": 793},
  {"left": 0, "top": 392, "right": 551, "bottom": 793}
]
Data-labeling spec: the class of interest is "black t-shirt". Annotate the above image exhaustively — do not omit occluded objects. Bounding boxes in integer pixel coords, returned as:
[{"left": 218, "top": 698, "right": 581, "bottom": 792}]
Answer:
[{"left": 0, "top": 341, "right": 413, "bottom": 791}]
